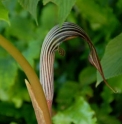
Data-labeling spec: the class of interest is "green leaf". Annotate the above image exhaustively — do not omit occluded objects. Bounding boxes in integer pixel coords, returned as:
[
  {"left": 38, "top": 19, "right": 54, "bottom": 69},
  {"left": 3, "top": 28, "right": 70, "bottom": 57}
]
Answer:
[
  {"left": 80, "top": 86, "right": 93, "bottom": 98},
  {"left": 18, "top": 0, "right": 39, "bottom": 24},
  {"left": 97, "top": 113, "right": 121, "bottom": 124},
  {"left": 6, "top": 16, "right": 35, "bottom": 41},
  {"left": 93, "top": 105, "right": 120, "bottom": 124},
  {"left": 103, "top": 75, "right": 122, "bottom": 93},
  {"left": 43, "top": 0, "right": 76, "bottom": 24},
  {"left": 97, "top": 33, "right": 122, "bottom": 86},
  {"left": 0, "top": 48, "right": 29, "bottom": 107},
  {"left": 93, "top": 105, "right": 121, "bottom": 124},
  {"left": 79, "top": 66, "right": 96, "bottom": 86},
  {"left": 43, "top": 0, "right": 50, "bottom": 5},
  {"left": 39, "top": 3, "right": 58, "bottom": 29},
  {"left": 9, "top": 72, "right": 30, "bottom": 108},
  {"left": 22, "top": 40, "right": 40, "bottom": 67},
  {"left": 101, "top": 86, "right": 114, "bottom": 104},
  {"left": 76, "top": 0, "right": 106, "bottom": 24},
  {"left": 0, "top": 102, "right": 37, "bottom": 124},
  {"left": 76, "top": 0, "right": 118, "bottom": 31},
  {"left": 56, "top": 81, "right": 79, "bottom": 109},
  {"left": 117, "top": 0, "right": 122, "bottom": 10},
  {"left": 0, "top": 1, "right": 10, "bottom": 24},
  {"left": 0, "top": 49, "right": 18, "bottom": 101},
  {"left": 53, "top": 97, "right": 97, "bottom": 124}
]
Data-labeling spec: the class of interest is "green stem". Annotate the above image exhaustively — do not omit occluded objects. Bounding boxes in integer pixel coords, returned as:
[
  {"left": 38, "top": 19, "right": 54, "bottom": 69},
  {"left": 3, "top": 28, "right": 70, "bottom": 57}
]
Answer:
[{"left": 0, "top": 35, "right": 51, "bottom": 124}]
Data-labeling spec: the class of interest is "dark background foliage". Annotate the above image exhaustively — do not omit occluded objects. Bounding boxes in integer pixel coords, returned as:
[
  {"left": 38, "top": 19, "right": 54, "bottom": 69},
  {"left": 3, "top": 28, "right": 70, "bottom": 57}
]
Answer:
[{"left": 0, "top": 0, "right": 122, "bottom": 123}]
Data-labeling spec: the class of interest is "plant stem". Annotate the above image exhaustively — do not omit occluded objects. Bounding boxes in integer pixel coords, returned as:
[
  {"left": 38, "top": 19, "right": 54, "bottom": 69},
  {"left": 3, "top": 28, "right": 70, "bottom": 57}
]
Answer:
[{"left": 0, "top": 35, "right": 51, "bottom": 124}]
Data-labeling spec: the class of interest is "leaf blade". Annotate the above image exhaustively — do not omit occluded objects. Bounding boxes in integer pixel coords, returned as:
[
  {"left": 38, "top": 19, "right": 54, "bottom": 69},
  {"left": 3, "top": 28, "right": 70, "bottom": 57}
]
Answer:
[
  {"left": 0, "top": 1, "right": 10, "bottom": 25},
  {"left": 53, "top": 97, "right": 97, "bottom": 124},
  {"left": 43, "top": 0, "right": 76, "bottom": 24},
  {"left": 97, "top": 33, "right": 122, "bottom": 87},
  {"left": 18, "top": 0, "right": 39, "bottom": 24}
]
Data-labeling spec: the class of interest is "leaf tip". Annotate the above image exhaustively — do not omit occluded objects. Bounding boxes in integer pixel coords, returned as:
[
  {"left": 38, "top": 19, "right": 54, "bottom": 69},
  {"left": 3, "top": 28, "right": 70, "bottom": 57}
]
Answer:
[
  {"left": 43, "top": 0, "right": 50, "bottom": 5},
  {"left": 25, "top": 79, "right": 30, "bottom": 87},
  {"left": 95, "top": 81, "right": 100, "bottom": 87},
  {"left": 96, "top": 80, "right": 119, "bottom": 93}
]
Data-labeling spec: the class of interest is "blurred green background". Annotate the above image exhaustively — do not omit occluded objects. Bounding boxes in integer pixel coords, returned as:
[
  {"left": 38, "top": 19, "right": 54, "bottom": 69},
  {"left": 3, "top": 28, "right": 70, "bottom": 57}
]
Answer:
[{"left": 0, "top": 0, "right": 122, "bottom": 124}]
